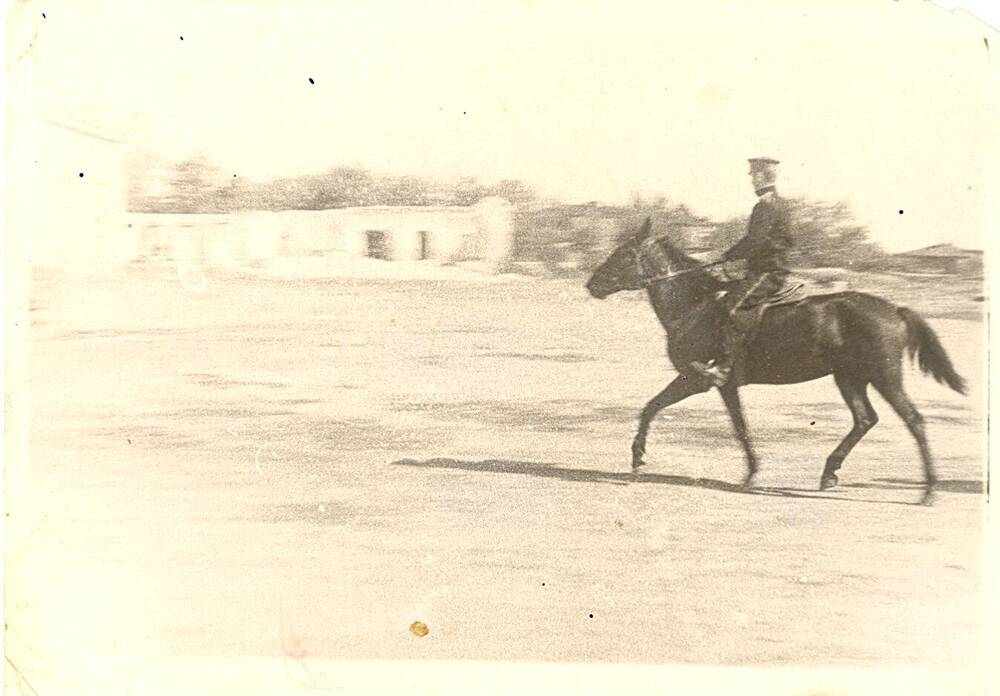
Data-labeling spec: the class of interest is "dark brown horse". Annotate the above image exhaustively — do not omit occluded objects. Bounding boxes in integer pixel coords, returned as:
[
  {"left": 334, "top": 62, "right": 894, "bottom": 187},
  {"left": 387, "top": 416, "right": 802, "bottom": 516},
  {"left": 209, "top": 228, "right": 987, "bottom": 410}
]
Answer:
[{"left": 585, "top": 218, "right": 966, "bottom": 505}]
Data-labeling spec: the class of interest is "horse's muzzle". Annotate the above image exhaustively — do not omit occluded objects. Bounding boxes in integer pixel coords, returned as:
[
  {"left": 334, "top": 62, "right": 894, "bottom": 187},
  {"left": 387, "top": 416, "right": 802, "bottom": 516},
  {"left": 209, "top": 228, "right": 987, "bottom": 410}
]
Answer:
[{"left": 586, "top": 278, "right": 610, "bottom": 299}]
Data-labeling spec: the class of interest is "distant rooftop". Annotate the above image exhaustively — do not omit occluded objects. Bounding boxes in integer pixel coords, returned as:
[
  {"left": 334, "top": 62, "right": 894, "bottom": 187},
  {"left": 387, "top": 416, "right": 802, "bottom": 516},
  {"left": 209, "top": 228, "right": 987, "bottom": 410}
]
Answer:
[{"left": 892, "top": 243, "right": 983, "bottom": 258}]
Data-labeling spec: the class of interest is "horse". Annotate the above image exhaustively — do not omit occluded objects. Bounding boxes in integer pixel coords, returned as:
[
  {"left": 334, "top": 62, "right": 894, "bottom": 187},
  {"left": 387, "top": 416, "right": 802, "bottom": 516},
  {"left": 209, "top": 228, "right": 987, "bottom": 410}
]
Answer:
[{"left": 584, "top": 217, "right": 967, "bottom": 505}]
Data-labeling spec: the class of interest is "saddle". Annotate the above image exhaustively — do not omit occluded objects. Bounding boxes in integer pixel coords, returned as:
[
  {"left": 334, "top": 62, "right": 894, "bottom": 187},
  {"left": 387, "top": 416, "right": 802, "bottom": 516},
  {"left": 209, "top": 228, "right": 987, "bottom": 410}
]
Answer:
[
  {"left": 716, "top": 281, "right": 808, "bottom": 313},
  {"left": 755, "top": 281, "right": 807, "bottom": 310}
]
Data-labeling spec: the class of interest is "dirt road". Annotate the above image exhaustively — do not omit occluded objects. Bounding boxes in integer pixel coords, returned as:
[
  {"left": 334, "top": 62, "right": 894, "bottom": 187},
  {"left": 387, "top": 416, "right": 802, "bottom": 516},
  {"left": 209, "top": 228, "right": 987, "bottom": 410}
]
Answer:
[{"left": 5, "top": 268, "right": 987, "bottom": 691}]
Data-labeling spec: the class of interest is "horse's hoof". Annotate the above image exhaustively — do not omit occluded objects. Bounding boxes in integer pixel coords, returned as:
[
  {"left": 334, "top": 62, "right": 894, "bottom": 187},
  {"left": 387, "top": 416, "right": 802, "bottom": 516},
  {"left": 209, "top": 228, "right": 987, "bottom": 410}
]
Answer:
[
  {"left": 743, "top": 473, "right": 759, "bottom": 489},
  {"left": 920, "top": 489, "right": 937, "bottom": 507},
  {"left": 819, "top": 474, "right": 839, "bottom": 491},
  {"left": 631, "top": 447, "right": 646, "bottom": 471}
]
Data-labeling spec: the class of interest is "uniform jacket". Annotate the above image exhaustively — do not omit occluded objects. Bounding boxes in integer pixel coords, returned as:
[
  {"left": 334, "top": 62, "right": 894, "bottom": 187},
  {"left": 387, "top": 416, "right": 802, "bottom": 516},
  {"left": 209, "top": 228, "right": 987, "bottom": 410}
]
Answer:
[{"left": 723, "top": 191, "right": 794, "bottom": 275}]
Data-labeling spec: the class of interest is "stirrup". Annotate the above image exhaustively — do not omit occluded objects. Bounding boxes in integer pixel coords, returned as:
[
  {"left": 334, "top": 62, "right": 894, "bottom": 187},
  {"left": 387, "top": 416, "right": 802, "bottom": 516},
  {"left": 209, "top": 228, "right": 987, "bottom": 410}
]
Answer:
[{"left": 689, "top": 360, "right": 731, "bottom": 388}]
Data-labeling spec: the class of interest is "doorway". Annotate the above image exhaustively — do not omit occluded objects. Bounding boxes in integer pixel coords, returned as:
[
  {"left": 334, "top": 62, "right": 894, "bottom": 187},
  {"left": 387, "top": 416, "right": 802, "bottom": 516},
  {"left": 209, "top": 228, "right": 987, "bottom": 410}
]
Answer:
[
  {"left": 417, "top": 230, "right": 431, "bottom": 260},
  {"left": 366, "top": 230, "right": 390, "bottom": 260}
]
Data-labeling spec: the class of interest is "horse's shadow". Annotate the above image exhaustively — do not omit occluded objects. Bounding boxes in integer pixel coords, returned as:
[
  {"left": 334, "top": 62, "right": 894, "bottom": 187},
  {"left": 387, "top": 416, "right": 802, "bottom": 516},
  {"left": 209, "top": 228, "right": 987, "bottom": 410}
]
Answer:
[
  {"left": 395, "top": 456, "right": 740, "bottom": 491},
  {"left": 391, "top": 458, "right": 980, "bottom": 505},
  {"left": 842, "top": 477, "right": 984, "bottom": 494}
]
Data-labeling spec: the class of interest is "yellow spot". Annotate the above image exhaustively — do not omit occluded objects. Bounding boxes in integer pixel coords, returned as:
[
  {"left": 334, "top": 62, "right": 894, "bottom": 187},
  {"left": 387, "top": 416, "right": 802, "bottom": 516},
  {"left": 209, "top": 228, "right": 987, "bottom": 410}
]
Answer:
[
  {"left": 389, "top": 317, "right": 397, "bottom": 326},
  {"left": 409, "top": 621, "right": 429, "bottom": 637}
]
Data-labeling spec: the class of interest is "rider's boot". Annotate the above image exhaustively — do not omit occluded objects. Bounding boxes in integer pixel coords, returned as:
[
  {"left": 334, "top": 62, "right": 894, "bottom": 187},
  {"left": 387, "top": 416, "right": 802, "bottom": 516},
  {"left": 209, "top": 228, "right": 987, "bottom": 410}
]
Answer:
[{"left": 690, "top": 309, "right": 755, "bottom": 388}]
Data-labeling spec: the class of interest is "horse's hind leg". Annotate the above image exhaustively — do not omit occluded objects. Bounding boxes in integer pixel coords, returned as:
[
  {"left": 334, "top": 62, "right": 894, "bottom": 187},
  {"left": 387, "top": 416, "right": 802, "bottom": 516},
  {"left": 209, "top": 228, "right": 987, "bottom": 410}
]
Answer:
[
  {"left": 872, "top": 377, "right": 937, "bottom": 506},
  {"left": 632, "top": 374, "right": 708, "bottom": 470},
  {"left": 821, "top": 373, "right": 879, "bottom": 490}
]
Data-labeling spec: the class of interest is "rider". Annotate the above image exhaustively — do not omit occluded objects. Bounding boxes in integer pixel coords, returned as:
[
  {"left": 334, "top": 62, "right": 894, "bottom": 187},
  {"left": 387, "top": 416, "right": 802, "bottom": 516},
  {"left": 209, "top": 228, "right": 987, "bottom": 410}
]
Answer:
[{"left": 690, "top": 157, "right": 794, "bottom": 388}]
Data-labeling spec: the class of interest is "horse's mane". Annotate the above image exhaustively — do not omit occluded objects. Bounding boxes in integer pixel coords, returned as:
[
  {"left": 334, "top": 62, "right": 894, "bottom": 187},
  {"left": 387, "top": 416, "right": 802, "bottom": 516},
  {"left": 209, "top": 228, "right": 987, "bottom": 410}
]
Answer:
[
  {"left": 647, "top": 233, "right": 724, "bottom": 300},
  {"left": 651, "top": 234, "right": 700, "bottom": 270}
]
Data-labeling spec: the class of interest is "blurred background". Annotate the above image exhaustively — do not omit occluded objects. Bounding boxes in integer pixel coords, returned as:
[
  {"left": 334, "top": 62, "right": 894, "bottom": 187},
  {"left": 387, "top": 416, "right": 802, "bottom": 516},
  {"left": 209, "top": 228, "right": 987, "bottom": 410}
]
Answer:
[{"left": 6, "top": 1, "right": 990, "bottom": 307}]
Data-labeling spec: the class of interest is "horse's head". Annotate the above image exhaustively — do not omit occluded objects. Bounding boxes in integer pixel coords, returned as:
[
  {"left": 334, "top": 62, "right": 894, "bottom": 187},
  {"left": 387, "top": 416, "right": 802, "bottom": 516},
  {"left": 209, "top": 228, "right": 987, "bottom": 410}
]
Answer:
[{"left": 586, "top": 217, "right": 677, "bottom": 299}]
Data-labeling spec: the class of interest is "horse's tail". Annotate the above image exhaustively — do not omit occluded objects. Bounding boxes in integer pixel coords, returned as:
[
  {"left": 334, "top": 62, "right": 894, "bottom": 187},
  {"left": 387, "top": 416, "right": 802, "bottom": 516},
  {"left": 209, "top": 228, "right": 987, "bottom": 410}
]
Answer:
[{"left": 897, "top": 307, "right": 967, "bottom": 395}]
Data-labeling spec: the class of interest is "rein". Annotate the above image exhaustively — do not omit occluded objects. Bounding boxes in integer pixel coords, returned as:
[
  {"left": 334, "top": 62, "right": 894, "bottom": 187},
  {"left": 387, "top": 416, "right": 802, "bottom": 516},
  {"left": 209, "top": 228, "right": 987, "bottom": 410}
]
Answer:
[{"left": 635, "top": 239, "right": 726, "bottom": 287}]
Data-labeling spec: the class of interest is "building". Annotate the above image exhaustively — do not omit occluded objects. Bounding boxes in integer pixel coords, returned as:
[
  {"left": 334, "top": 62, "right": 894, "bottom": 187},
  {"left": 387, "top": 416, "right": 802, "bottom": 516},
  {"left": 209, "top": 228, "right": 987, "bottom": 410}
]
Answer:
[
  {"left": 128, "top": 197, "right": 514, "bottom": 275},
  {"left": 888, "top": 244, "right": 984, "bottom": 276}
]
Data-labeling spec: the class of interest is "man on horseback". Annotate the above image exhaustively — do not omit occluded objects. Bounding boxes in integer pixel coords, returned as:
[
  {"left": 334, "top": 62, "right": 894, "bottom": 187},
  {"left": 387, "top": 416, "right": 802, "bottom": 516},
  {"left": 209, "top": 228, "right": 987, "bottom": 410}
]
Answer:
[{"left": 690, "top": 157, "right": 794, "bottom": 387}]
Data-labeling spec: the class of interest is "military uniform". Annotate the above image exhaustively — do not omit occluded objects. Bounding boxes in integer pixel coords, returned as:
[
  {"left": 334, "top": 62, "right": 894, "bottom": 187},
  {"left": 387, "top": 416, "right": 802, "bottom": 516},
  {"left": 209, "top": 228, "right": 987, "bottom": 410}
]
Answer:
[
  {"left": 722, "top": 187, "right": 794, "bottom": 309},
  {"left": 692, "top": 157, "right": 794, "bottom": 387}
]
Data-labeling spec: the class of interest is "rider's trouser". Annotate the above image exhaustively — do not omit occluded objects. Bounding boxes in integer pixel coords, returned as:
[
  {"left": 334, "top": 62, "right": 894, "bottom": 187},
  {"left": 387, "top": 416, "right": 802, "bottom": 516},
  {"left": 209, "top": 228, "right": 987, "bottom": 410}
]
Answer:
[{"left": 716, "top": 272, "right": 786, "bottom": 375}]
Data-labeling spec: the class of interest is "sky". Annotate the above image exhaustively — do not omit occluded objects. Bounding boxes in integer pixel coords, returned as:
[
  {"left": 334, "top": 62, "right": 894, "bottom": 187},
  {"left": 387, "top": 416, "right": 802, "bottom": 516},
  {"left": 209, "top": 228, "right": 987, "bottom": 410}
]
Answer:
[{"left": 11, "top": 0, "right": 999, "bottom": 251}]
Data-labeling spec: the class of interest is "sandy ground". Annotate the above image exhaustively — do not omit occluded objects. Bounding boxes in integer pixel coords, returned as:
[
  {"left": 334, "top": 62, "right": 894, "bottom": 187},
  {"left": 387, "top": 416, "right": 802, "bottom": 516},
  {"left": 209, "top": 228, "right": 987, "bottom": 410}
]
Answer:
[{"left": 4, "top": 266, "right": 988, "bottom": 692}]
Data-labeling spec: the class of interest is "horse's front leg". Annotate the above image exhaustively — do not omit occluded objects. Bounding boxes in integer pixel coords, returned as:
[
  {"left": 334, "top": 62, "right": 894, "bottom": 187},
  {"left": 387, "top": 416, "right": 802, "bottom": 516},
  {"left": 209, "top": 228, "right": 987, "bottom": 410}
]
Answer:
[
  {"left": 632, "top": 373, "right": 708, "bottom": 470},
  {"left": 718, "top": 384, "right": 760, "bottom": 487}
]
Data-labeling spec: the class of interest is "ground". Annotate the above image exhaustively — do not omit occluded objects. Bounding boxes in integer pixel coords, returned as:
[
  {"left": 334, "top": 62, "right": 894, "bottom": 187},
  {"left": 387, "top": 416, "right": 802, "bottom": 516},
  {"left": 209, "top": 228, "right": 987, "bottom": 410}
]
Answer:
[{"left": 4, "top": 266, "right": 987, "bottom": 693}]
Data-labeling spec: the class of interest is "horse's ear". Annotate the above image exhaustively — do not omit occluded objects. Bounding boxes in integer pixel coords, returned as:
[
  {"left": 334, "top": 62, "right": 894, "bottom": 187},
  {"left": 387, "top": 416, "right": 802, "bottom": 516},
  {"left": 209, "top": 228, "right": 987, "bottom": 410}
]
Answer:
[{"left": 637, "top": 216, "right": 652, "bottom": 240}]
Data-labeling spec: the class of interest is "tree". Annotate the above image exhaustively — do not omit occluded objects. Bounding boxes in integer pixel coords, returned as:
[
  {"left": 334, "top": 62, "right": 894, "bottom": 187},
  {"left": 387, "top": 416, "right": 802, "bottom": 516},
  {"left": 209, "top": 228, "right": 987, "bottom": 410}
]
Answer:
[
  {"left": 785, "top": 199, "right": 886, "bottom": 269},
  {"left": 451, "top": 177, "right": 488, "bottom": 206},
  {"left": 491, "top": 179, "right": 536, "bottom": 206},
  {"left": 160, "top": 156, "right": 226, "bottom": 213}
]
